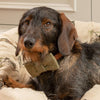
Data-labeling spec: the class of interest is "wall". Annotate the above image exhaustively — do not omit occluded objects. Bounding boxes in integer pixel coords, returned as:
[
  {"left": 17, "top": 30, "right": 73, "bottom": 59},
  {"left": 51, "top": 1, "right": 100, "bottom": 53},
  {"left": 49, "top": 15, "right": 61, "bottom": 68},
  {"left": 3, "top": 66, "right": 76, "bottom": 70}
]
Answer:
[{"left": 0, "top": 0, "right": 99, "bottom": 25}]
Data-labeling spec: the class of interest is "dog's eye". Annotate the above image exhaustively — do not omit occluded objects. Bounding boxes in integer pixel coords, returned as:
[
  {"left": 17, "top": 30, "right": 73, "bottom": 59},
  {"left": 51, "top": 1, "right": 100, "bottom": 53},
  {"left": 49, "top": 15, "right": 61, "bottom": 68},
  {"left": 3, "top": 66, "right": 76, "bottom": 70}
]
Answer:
[
  {"left": 25, "top": 20, "right": 29, "bottom": 25},
  {"left": 45, "top": 22, "right": 51, "bottom": 26},
  {"left": 46, "top": 22, "right": 51, "bottom": 25}
]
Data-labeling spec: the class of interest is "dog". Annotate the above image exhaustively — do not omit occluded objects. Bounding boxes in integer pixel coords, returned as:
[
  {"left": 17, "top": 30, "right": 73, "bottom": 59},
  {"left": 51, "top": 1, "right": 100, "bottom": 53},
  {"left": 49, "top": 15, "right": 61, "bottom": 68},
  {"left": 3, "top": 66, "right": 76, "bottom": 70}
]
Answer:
[{"left": 2, "top": 6, "right": 100, "bottom": 100}]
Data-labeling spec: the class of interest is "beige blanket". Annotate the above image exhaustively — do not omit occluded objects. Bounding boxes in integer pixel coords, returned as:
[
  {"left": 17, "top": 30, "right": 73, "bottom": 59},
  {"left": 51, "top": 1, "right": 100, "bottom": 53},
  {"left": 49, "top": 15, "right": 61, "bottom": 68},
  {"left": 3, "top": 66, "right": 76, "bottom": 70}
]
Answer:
[
  {"left": 81, "top": 85, "right": 100, "bottom": 100},
  {"left": 0, "top": 87, "right": 47, "bottom": 100},
  {"left": 75, "top": 21, "right": 100, "bottom": 43}
]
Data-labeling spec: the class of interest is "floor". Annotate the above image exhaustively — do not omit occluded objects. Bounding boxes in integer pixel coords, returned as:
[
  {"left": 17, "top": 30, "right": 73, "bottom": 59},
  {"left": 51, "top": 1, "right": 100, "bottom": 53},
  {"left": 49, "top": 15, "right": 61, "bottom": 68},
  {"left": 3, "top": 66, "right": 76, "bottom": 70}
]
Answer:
[{"left": 0, "top": 25, "right": 17, "bottom": 34}]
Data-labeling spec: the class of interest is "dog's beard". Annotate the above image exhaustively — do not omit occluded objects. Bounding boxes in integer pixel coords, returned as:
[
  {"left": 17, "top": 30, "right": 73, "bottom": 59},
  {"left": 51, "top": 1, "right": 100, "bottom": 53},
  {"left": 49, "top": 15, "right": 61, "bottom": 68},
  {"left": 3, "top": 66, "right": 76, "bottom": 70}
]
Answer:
[{"left": 22, "top": 50, "right": 49, "bottom": 64}]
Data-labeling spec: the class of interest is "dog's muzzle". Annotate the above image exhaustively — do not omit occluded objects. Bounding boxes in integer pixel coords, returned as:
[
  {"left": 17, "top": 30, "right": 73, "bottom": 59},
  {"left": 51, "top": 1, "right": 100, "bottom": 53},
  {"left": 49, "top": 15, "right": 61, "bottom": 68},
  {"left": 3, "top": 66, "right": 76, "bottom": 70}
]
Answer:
[{"left": 24, "top": 37, "right": 35, "bottom": 49}]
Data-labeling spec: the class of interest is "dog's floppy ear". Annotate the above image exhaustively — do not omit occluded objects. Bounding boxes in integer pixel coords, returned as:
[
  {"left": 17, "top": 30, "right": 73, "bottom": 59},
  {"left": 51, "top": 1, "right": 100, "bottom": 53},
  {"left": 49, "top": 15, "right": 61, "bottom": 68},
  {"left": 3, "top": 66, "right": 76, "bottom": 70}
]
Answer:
[
  {"left": 15, "top": 38, "right": 21, "bottom": 56},
  {"left": 58, "top": 13, "right": 78, "bottom": 56},
  {"left": 15, "top": 23, "right": 23, "bottom": 56}
]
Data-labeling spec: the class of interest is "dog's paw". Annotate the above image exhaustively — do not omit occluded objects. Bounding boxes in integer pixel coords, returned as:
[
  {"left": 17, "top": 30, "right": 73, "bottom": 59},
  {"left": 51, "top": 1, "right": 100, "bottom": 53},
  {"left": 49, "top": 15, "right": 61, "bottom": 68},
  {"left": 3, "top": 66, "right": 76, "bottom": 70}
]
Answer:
[
  {"left": 3, "top": 76, "right": 16, "bottom": 88},
  {"left": 3, "top": 76, "right": 29, "bottom": 88},
  {"left": 0, "top": 75, "right": 15, "bottom": 88},
  {"left": 0, "top": 78, "right": 4, "bottom": 89}
]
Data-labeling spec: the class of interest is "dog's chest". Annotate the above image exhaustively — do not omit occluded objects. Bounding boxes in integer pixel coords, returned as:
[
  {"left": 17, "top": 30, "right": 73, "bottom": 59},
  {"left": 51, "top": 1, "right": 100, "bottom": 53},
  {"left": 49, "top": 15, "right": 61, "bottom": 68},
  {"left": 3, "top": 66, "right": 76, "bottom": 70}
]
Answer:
[
  {"left": 37, "top": 71, "right": 57, "bottom": 94},
  {"left": 37, "top": 55, "right": 79, "bottom": 91}
]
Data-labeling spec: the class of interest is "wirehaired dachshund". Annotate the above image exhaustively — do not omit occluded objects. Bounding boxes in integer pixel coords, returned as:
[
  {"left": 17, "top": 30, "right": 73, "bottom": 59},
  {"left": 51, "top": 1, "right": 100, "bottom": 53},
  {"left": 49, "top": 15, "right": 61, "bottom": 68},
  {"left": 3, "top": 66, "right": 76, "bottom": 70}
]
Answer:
[{"left": 3, "top": 7, "right": 100, "bottom": 100}]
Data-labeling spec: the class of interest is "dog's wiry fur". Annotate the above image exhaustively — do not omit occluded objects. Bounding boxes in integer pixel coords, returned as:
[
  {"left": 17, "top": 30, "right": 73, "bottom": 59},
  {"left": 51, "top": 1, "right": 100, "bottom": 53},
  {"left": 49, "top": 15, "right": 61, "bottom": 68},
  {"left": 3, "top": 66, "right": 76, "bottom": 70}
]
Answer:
[{"left": 2, "top": 7, "right": 100, "bottom": 100}]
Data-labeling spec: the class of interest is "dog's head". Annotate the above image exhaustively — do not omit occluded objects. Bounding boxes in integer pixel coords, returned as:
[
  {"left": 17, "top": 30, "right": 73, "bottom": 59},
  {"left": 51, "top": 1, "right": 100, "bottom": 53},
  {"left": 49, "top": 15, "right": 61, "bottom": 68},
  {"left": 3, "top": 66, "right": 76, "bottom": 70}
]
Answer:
[{"left": 16, "top": 7, "right": 78, "bottom": 62}]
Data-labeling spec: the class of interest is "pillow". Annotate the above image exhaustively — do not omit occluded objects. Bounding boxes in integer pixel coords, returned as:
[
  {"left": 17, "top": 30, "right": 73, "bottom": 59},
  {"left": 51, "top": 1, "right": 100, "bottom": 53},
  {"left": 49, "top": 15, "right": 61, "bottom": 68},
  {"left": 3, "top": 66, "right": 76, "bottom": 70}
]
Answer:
[{"left": 75, "top": 21, "right": 100, "bottom": 43}]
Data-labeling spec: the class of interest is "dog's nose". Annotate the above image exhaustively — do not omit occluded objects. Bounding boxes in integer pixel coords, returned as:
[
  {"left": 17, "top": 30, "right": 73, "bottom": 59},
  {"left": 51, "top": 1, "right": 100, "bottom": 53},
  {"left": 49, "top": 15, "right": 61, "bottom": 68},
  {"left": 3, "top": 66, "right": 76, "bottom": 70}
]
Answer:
[{"left": 24, "top": 38, "right": 35, "bottom": 49}]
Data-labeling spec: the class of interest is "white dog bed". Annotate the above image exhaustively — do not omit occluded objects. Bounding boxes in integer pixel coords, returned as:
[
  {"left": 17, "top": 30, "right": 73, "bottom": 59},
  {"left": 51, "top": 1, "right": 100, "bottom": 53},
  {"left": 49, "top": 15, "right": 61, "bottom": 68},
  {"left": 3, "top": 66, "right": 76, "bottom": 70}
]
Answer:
[{"left": 0, "top": 87, "right": 47, "bottom": 100}]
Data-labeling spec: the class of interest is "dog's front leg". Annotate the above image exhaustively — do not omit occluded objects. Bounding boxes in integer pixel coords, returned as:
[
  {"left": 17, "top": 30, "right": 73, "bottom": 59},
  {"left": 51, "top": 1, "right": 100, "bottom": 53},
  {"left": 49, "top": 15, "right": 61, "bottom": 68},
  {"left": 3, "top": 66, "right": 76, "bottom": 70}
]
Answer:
[
  {"left": 0, "top": 74, "right": 32, "bottom": 89},
  {"left": 0, "top": 58, "right": 39, "bottom": 89},
  {"left": 2, "top": 75, "right": 35, "bottom": 89}
]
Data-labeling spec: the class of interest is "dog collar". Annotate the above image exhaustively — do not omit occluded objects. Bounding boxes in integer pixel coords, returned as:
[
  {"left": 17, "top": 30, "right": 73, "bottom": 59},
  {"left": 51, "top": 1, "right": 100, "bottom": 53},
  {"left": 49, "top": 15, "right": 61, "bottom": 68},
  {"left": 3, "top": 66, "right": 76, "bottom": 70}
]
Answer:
[
  {"left": 54, "top": 53, "right": 62, "bottom": 60},
  {"left": 24, "top": 53, "right": 60, "bottom": 77}
]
